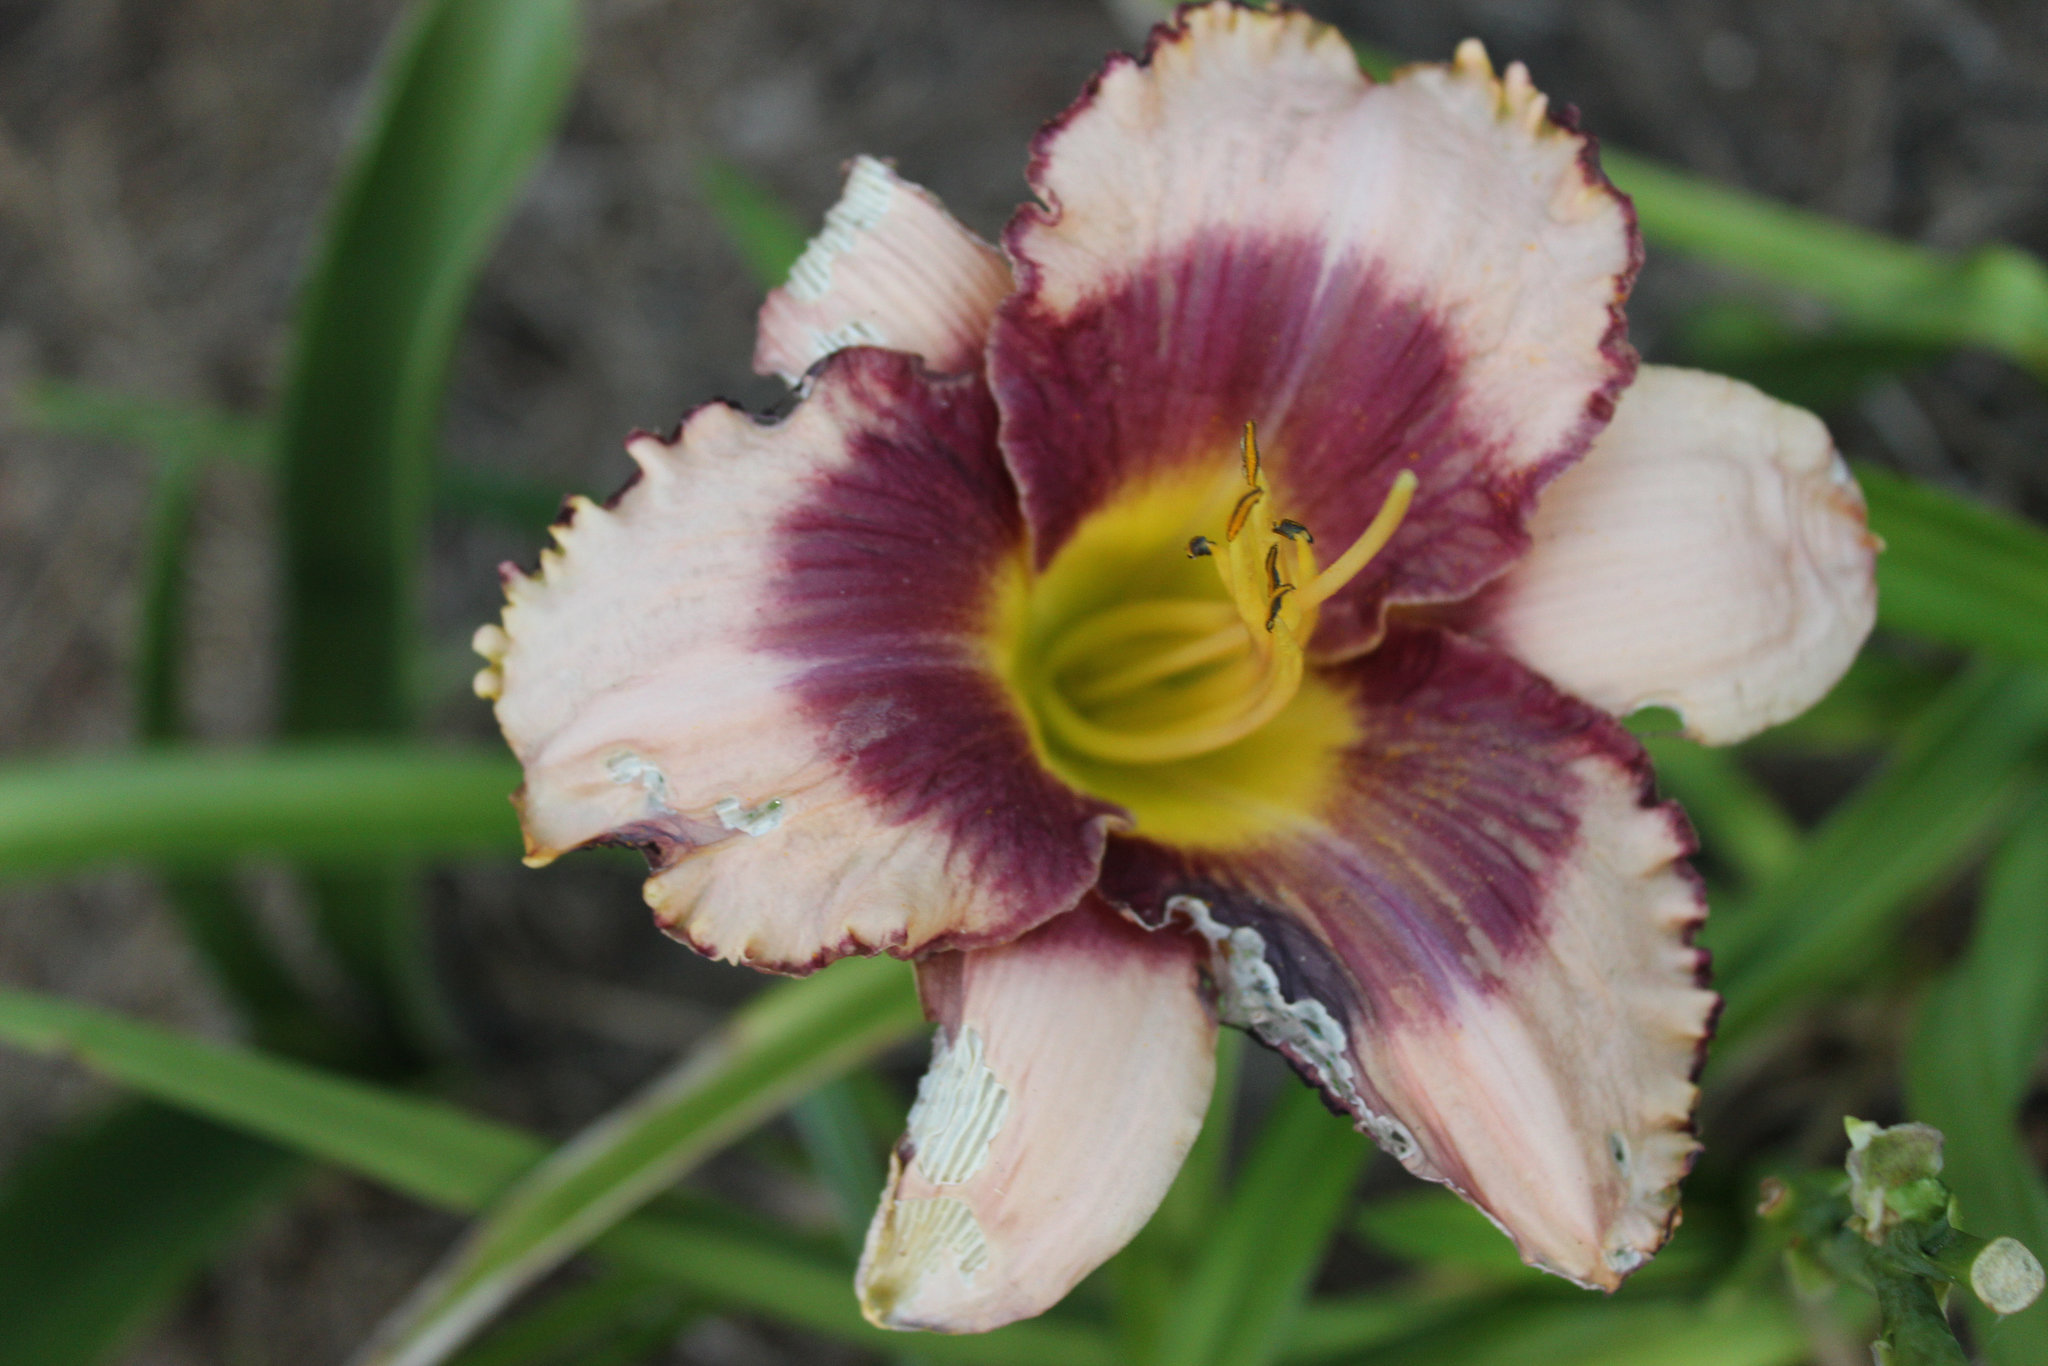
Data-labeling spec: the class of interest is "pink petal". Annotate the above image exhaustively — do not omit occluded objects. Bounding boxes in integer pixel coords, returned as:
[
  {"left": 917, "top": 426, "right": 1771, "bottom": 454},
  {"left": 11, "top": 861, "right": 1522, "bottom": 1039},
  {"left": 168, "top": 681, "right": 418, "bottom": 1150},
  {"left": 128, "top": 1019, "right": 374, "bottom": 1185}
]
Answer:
[
  {"left": 1466, "top": 365, "right": 1879, "bottom": 745},
  {"left": 857, "top": 897, "right": 1215, "bottom": 1332},
  {"left": 1100, "top": 627, "right": 1716, "bottom": 1289},
  {"left": 993, "top": 5, "right": 1637, "bottom": 653},
  {"left": 755, "top": 156, "right": 1011, "bottom": 383},
  {"left": 482, "top": 350, "right": 1118, "bottom": 972}
]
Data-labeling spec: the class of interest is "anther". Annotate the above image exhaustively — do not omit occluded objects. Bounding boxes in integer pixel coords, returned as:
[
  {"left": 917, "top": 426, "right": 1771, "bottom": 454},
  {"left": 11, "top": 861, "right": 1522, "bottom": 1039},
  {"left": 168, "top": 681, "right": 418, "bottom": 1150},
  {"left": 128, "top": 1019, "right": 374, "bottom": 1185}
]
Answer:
[
  {"left": 1226, "top": 486, "right": 1264, "bottom": 542},
  {"left": 1263, "top": 543, "right": 1286, "bottom": 592},
  {"left": 1273, "top": 519, "right": 1313, "bottom": 543},
  {"left": 1241, "top": 421, "right": 1261, "bottom": 487},
  {"left": 1187, "top": 535, "right": 1215, "bottom": 559},
  {"left": 1264, "top": 584, "right": 1295, "bottom": 632}
]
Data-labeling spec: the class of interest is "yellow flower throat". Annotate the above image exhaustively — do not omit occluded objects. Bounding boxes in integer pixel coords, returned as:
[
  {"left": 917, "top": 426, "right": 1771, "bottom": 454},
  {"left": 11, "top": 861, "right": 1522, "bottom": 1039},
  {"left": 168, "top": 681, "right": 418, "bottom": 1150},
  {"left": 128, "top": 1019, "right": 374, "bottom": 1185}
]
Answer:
[{"left": 1028, "top": 423, "right": 1417, "bottom": 769}]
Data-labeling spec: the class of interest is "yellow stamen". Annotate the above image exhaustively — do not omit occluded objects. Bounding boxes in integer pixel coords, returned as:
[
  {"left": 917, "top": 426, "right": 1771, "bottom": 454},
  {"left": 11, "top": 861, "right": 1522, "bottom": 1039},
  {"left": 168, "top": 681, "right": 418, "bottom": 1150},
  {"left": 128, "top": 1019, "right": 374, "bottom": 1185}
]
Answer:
[
  {"left": 1067, "top": 620, "right": 1250, "bottom": 705},
  {"left": 1033, "top": 429, "right": 1420, "bottom": 768},
  {"left": 1300, "top": 470, "right": 1417, "bottom": 608},
  {"left": 1043, "top": 598, "right": 1238, "bottom": 680},
  {"left": 1038, "top": 625, "right": 1303, "bottom": 764}
]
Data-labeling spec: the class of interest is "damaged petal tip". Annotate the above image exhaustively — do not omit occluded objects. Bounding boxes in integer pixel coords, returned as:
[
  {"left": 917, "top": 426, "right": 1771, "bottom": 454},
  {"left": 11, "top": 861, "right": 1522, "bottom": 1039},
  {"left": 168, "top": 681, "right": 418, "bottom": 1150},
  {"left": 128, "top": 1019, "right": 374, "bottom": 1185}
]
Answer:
[{"left": 857, "top": 1190, "right": 991, "bottom": 1332}]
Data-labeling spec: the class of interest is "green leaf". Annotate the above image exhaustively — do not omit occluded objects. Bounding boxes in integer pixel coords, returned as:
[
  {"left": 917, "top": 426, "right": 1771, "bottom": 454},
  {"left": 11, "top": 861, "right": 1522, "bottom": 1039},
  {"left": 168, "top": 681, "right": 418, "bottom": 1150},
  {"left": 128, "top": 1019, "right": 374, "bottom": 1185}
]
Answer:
[
  {"left": 1353, "top": 1187, "right": 1727, "bottom": 1293},
  {"left": 1152, "top": 1079, "right": 1371, "bottom": 1366},
  {"left": 1906, "top": 799, "right": 2048, "bottom": 1366},
  {"left": 276, "top": 0, "right": 577, "bottom": 738},
  {"left": 444, "top": 1274, "right": 690, "bottom": 1366},
  {"left": 16, "top": 380, "right": 574, "bottom": 538},
  {"left": 0, "top": 989, "right": 538, "bottom": 1208},
  {"left": 0, "top": 746, "right": 521, "bottom": 881},
  {"left": 1912, "top": 799, "right": 2048, "bottom": 1115},
  {"left": 105, "top": 388, "right": 328, "bottom": 1053},
  {"left": 1745, "top": 648, "right": 1952, "bottom": 755},
  {"left": 1279, "top": 1282, "right": 1495, "bottom": 1364},
  {"left": 1711, "top": 665, "right": 2048, "bottom": 1044},
  {"left": 0, "top": 985, "right": 1113, "bottom": 1366},
  {"left": 134, "top": 445, "right": 205, "bottom": 743},
  {"left": 1603, "top": 151, "right": 2048, "bottom": 381},
  {"left": 0, "top": 1101, "right": 301, "bottom": 1366},
  {"left": 592, "top": 1208, "right": 1113, "bottom": 1366},
  {"left": 358, "top": 956, "right": 925, "bottom": 1366},
  {"left": 697, "top": 157, "right": 811, "bottom": 289},
  {"left": 1640, "top": 736, "right": 1802, "bottom": 890},
  {"left": 11, "top": 379, "right": 271, "bottom": 466},
  {"left": 790, "top": 1076, "right": 889, "bottom": 1253},
  {"left": 272, "top": 0, "right": 576, "bottom": 1044},
  {"left": 435, "top": 464, "right": 573, "bottom": 535},
  {"left": 1105, "top": 1029, "right": 1244, "bottom": 1358},
  {"left": 1672, "top": 302, "right": 1942, "bottom": 413},
  {"left": 1312, "top": 1293, "right": 1809, "bottom": 1366},
  {"left": 158, "top": 870, "right": 335, "bottom": 1061},
  {"left": 1860, "top": 464, "right": 2048, "bottom": 669},
  {"left": 1354, "top": 1188, "right": 1540, "bottom": 1282}
]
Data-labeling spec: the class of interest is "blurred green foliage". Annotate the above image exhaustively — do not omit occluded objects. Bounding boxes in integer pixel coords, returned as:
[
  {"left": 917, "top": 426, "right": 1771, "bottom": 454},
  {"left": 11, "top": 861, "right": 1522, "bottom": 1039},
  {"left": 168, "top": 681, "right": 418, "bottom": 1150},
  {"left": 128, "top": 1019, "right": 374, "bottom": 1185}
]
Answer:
[{"left": 3, "top": 3, "right": 2048, "bottom": 1365}]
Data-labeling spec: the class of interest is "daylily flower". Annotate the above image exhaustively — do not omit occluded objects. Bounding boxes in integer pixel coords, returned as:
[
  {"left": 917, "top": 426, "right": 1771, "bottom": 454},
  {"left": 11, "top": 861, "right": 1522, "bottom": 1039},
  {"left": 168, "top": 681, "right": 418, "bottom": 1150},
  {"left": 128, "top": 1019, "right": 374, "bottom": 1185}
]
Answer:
[{"left": 473, "top": 2, "right": 1877, "bottom": 1335}]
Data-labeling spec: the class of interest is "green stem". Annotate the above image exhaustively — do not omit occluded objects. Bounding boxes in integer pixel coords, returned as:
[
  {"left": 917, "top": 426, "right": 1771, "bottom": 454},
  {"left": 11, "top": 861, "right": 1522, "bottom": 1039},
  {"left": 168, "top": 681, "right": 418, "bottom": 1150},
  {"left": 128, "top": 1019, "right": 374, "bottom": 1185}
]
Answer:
[{"left": 1872, "top": 1265, "right": 1970, "bottom": 1366}]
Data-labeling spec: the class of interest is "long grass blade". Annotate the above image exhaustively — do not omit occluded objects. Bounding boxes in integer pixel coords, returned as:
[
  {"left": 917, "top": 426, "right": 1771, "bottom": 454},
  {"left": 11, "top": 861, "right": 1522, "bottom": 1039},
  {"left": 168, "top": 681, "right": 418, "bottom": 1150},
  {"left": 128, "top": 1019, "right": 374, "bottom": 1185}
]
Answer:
[
  {"left": 591, "top": 1210, "right": 1112, "bottom": 1366},
  {"left": 1152, "top": 1079, "right": 1370, "bottom": 1366},
  {"left": 1746, "top": 649, "right": 1951, "bottom": 756},
  {"left": 443, "top": 1274, "right": 690, "bottom": 1366},
  {"left": 11, "top": 379, "right": 270, "bottom": 465},
  {"left": 16, "top": 381, "right": 570, "bottom": 536},
  {"left": 1299, "top": 1292, "right": 1808, "bottom": 1366},
  {"left": 273, "top": 0, "right": 577, "bottom": 1045},
  {"left": 1712, "top": 665, "right": 2048, "bottom": 1043},
  {"left": 1106, "top": 1029, "right": 1245, "bottom": 1359},
  {"left": 1640, "top": 736, "right": 1802, "bottom": 890},
  {"left": 1602, "top": 152, "right": 2048, "bottom": 380},
  {"left": 0, "top": 985, "right": 1114, "bottom": 1366},
  {"left": 696, "top": 157, "right": 810, "bottom": 289},
  {"left": 1351, "top": 1186, "right": 1725, "bottom": 1292},
  {"left": 276, "top": 0, "right": 577, "bottom": 738},
  {"left": 1860, "top": 463, "right": 2048, "bottom": 669},
  {"left": 1671, "top": 301, "right": 1944, "bottom": 414},
  {"left": 130, "top": 426, "right": 331, "bottom": 1056},
  {"left": 105, "top": 386, "right": 331, "bottom": 1051},
  {"left": 1278, "top": 1282, "right": 1496, "bottom": 1364},
  {"left": 789, "top": 1077, "right": 888, "bottom": 1252},
  {"left": 0, "top": 746, "right": 520, "bottom": 880},
  {"left": 356, "top": 956, "right": 925, "bottom": 1366},
  {"left": 0, "top": 1102, "right": 300, "bottom": 1366},
  {"left": 1905, "top": 797, "right": 2048, "bottom": 1366},
  {"left": 0, "top": 989, "right": 537, "bottom": 1205}
]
